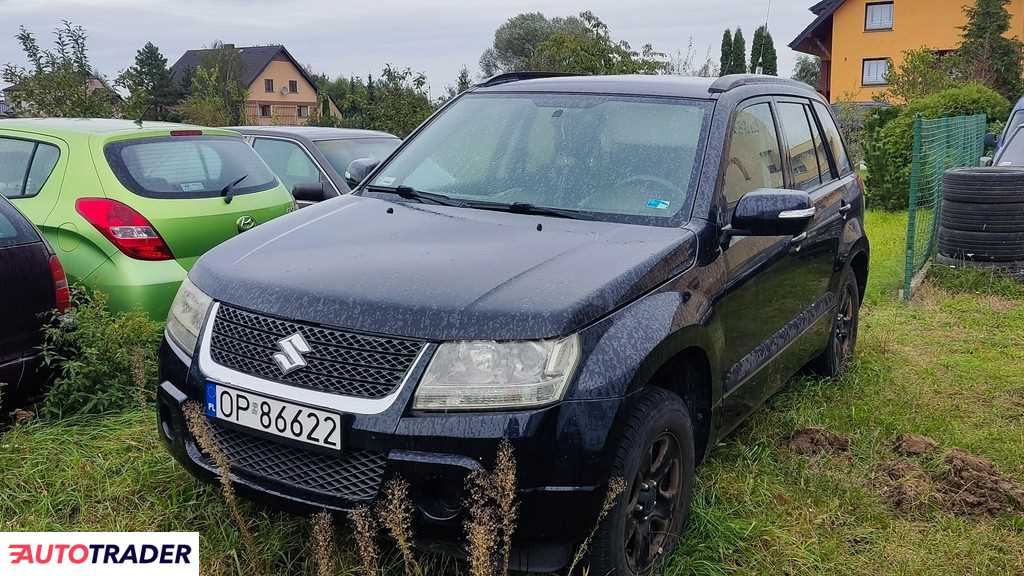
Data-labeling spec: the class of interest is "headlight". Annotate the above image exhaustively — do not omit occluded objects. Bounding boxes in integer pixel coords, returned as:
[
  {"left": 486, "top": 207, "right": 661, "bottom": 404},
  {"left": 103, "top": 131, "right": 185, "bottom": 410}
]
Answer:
[
  {"left": 412, "top": 335, "right": 580, "bottom": 410},
  {"left": 166, "top": 277, "right": 213, "bottom": 355}
]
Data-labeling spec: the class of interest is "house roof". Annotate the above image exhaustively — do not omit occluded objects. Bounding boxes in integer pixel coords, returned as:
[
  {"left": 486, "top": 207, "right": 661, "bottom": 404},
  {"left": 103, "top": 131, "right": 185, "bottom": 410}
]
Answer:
[
  {"left": 169, "top": 45, "right": 320, "bottom": 93},
  {"left": 790, "top": 0, "right": 843, "bottom": 56}
]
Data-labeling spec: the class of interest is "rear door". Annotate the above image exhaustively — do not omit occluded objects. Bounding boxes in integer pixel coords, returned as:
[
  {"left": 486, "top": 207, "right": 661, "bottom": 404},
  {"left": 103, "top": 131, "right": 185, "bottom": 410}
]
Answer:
[
  {"left": 0, "top": 196, "right": 54, "bottom": 368},
  {"left": 98, "top": 133, "right": 293, "bottom": 269},
  {"left": 0, "top": 132, "right": 66, "bottom": 226}
]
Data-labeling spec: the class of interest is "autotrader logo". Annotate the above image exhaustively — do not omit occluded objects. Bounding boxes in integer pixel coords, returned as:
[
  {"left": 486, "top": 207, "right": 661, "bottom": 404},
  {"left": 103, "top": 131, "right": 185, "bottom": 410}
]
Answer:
[{"left": 1, "top": 532, "right": 198, "bottom": 575}]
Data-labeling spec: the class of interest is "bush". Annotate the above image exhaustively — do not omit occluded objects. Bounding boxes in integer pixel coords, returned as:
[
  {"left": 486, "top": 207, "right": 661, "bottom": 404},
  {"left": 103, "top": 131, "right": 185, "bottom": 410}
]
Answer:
[
  {"left": 864, "top": 83, "right": 1009, "bottom": 211},
  {"left": 39, "top": 287, "right": 163, "bottom": 419}
]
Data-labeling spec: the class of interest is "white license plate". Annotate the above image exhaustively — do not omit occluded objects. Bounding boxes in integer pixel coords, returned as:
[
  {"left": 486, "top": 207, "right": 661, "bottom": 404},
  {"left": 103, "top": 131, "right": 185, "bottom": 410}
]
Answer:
[{"left": 205, "top": 384, "right": 342, "bottom": 450}]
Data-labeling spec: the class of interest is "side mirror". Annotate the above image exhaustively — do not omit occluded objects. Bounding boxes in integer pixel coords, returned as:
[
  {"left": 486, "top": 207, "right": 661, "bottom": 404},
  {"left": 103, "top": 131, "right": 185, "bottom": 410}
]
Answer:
[
  {"left": 731, "top": 189, "right": 816, "bottom": 237},
  {"left": 985, "top": 133, "right": 998, "bottom": 149},
  {"left": 292, "top": 182, "right": 328, "bottom": 203},
  {"left": 980, "top": 156, "right": 994, "bottom": 167},
  {"left": 345, "top": 157, "right": 380, "bottom": 188}
]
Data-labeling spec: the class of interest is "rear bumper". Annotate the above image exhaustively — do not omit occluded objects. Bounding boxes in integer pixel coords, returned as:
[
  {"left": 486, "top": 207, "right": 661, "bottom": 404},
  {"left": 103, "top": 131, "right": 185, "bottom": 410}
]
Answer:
[
  {"left": 82, "top": 255, "right": 187, "bottom": 320},
  {"left": 156, "top": 337, "right": 622, "bottom": 572}
]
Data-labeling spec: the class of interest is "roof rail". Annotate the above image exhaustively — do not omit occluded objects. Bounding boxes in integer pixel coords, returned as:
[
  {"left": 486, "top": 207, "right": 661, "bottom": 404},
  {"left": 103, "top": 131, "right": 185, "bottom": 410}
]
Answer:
[
  {"left": 708, "top": 74, "right": 814, "bottom": 94},
  {"left": 475, "top": 71, "right": 583, "bottom": 88}
]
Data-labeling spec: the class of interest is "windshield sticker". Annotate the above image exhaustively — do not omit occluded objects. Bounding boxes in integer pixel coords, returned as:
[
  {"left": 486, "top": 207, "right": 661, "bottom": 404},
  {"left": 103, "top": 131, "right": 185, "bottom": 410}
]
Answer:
[
  {"left": 378, "top": 176, "right": 396, "bottom": 186},
  {"left": 181, "top": 182, "right": 205, "bottom": 192},
  {"left": 646, "top": 199, "right": 671, "bottom": 210}
]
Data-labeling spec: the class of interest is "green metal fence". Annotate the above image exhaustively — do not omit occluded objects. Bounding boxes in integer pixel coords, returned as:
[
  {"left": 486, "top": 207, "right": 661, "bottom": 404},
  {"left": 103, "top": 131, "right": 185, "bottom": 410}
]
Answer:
[{"left": 901, "top": 114, "right": 987, "bottom": 300}]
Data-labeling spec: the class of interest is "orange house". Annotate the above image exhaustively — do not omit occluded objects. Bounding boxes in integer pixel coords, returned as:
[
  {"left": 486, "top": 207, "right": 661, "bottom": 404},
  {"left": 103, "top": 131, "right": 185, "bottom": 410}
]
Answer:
[
  {"left": 790, "top": 0, "right": 1024, "bottom": 103},
  {"left": 170, "top": 44, "right": 340, "bottom": 125}
]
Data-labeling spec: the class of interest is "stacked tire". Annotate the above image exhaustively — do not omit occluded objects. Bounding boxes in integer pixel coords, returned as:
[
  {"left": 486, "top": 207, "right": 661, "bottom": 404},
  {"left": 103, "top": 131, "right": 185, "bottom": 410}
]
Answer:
[{"left": 938, "top": 167, "right": 1024, "bottom": 263}]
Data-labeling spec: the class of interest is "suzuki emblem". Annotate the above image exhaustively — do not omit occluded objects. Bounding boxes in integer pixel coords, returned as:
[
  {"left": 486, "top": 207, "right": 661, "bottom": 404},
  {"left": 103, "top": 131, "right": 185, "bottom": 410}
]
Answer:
[
  {"left": 272, "top": 333, "right": 311, "bottom": 374},
  {"left": 236, "top": 215, "right": 256, "bottom": 232}
]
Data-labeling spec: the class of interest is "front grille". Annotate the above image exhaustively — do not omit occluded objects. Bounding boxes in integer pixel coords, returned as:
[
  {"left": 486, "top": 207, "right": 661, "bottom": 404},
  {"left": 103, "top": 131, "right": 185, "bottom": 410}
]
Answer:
[
  {"left": 203, "top": 422, "right": 387, "bottom": 501},
  {"left": 209, "top": 304, "right": 424, "bottom": 399}
]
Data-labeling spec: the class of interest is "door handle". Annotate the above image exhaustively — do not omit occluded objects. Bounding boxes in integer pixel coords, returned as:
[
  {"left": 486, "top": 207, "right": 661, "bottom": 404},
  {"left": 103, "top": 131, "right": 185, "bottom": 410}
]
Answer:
[
  {"left": 839, "top": 202, "right": 853, "bottom": 217},
  {"left": 792, "top": 232, "right": 808, "bottom": 243}
]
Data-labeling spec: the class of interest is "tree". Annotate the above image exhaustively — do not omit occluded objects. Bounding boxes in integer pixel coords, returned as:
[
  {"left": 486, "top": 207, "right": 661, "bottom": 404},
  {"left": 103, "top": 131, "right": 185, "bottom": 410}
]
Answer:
[
  {"left": 792, "top": 55, "right": 821, "bottom": 87},
  {"left": 440, "top": 66, "right": 473, "bottom": 103},
  {"left": 719, "top": 29, "right": 733, "bottom": 77},
  {"left": 729, "top": 28, "right": 747, "bottom": 75},
  {"left": 1, "top": 20, "right": 115, "bottom": 117},
  {"left": 479, "top": 12, "right": 587, "bottom": 76},
  {"left": 366, "top": 65, "right": 434, "bottom": 137},
  {"left": 749, "top": 26, "right": 778, "bottom": 75},
  {"left": 528, "top": 11, "right": 667, "bottom": 75},
  {"left": 116, "top": 42, "right": 180, "bottom": 121},
  {"left": 877, "top": 48, "right": 956, "bottom": 103},
  {"left": 178, "top": 42, "right": 247, "bottom": 126},
  {"left": 955, "top": 0, "right": 1023, "bottom": 100}
]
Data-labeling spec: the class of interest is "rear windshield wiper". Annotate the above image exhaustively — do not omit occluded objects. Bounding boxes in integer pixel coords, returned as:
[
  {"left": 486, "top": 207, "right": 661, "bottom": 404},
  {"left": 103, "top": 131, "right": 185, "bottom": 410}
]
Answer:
[
  {"left": 467, "top": 201, "right": 590, "bottom": 220},
  {"left": 364, "top": 184, "right": 465, "bottom": 207},
  {"left": 220, "top": 174, "right": 247, "bottom": 204}
]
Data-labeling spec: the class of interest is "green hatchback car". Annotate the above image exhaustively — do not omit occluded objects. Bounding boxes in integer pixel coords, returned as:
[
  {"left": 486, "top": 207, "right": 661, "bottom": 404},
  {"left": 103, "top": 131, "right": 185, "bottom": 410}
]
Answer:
[{"left": 0, "top": 118, "right": 294, "bottom": 319}]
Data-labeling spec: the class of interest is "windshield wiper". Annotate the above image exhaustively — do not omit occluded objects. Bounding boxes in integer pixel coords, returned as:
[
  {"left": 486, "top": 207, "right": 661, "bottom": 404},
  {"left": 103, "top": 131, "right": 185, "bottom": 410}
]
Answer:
[
  {"left": 467, "top": 201, "right": 590, "bottom": 220},
  {"left": 364, "top": 184, "right": 465, "bottom": 207},
  {"left": 220, "top": 174, "right": 247, "bottom": 204}
]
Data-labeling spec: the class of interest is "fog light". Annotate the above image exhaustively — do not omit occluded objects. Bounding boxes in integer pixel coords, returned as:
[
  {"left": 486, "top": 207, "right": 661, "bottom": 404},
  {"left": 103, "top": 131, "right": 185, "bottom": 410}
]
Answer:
[{"left": 415, "top": 477, "right": 464, "bottom": 522}]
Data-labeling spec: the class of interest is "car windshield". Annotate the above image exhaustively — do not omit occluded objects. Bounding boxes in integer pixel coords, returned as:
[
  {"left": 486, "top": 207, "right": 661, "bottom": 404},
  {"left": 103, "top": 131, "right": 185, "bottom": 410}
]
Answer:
[
  {"left": 367, "top": 93, "right": 712, "bottom": 225},
  {"left": 315, "top": 138, "right": 401, "bottom": 175},
  {"left": 996, "top": 127, "right": 1024, "bottom": 166},
  {"left": 105, "top": 135, "right": 278, "bottom": 199}
]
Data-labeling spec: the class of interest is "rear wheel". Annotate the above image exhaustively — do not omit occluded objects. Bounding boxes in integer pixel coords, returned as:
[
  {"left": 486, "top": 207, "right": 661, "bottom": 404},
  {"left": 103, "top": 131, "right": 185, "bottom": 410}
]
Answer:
[
  {"left": 811, "top": 264, "right": 860, "bottom": 377},
  {"left": 586, "top": 388, "right": 695, "bottom": 575}
]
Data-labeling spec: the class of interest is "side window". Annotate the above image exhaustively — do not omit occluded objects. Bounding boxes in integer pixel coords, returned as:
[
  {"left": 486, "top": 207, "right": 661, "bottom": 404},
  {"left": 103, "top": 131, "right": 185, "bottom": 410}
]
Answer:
[
  {"left": 0, "top": 138, "right": 60, "bottom": 199},
  {"left": 777, "top": 102, "right": 825, "bottom": 190},
  {"left": 723, "top": 102, "right": 784, "bottom": 208},
  {"left": 252, "top": 138, "right": 322, "bottom": 193},
  {"left": 812, "top": 101, "right": 852, "bottom": 176},
  {"left": 0, "top": 197, "right": 39, "bottom": 248}
]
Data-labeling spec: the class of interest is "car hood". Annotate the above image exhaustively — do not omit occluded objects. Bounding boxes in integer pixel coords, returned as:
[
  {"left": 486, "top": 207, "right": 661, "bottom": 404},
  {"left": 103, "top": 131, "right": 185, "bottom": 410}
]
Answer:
[{"left": 190, "top": 195, "right": 697, "bottom": 341}]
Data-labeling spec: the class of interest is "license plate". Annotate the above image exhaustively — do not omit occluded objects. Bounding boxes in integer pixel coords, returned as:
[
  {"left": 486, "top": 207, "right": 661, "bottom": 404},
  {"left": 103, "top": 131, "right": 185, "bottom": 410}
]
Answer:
[{"left": 205, "top": 384, "right": 342, "bottom": 450}]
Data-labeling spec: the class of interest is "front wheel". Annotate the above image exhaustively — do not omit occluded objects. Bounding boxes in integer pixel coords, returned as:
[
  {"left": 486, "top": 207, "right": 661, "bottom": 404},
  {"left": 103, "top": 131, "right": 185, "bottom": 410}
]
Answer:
[
  {"left": 586, "top": 388, "right": 695, "bottom": 575},
  {"left": 811, "top": 263, "right": 860, "bottom": 377}
]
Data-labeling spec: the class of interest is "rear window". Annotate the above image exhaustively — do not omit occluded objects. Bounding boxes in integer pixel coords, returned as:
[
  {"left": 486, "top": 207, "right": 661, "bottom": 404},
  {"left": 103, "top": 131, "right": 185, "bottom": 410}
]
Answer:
[
  {"left": 0, "top": 196, "right": 40, "bottom": 248},
  {"left": 105, "top": 136, "right": 278, "bottom": 199}
]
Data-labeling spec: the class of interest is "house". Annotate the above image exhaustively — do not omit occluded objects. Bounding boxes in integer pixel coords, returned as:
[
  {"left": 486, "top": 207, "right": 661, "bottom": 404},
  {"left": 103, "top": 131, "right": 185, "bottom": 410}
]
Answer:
[
  {"left": 2, "top": 74, "right": 122, "bottom": 115},
  {"left": 170, "top": 44, "right": 340, "bottom": 126},
  {"left": 0, "top": 100, "right": 12, "bottom": 118},
  {"left": 790, "top": 0, "right": 1024, "bottom": 103}
]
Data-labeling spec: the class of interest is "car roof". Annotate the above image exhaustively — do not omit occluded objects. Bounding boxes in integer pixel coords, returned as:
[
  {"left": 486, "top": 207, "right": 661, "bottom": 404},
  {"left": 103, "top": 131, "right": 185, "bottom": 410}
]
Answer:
[
  {"left": 0, "top": 117, "right": 228, "bottom": 137},
  {"left": 230, "top": 126, "right": 399, "bottom": 141},
  {"left": 470, "top": 74, "right": 819, "bottom": 100}
]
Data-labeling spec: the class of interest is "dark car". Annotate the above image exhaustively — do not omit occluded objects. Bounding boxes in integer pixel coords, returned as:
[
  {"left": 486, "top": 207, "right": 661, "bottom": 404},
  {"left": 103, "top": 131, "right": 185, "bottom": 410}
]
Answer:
[
  {"left": 158, "top": 73, "right": 869, "bottom": 574},
  {"left": 231, "top": 126, "right": 401, "bottom": 206},
  {"left": 0, "top": 194, "right": 68, "bottom": 408}
]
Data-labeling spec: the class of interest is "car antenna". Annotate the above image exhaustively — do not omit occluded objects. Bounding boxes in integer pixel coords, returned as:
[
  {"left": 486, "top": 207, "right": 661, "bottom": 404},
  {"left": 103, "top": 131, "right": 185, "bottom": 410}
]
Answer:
[{"left": 134, "top": 102, "right": 155, "bottom": 127}]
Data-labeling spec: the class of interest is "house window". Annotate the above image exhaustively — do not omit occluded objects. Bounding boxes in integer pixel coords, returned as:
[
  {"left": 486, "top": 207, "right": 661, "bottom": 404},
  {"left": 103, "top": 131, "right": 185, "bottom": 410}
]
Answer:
[
  {"left": 260, "top": 104, "right": 272, "bottom": 117},
  {"left": 289, "top": 80, "right": 298, "bottom": 93},
  {"left": 862, "top": 58, "right": 890, "bottom": 85},
  {"left": 297, "top": 105, "right": 309, "bottom": 117},
  {"left": 264, "top": 79, "right": 274, "bottom": 92},
  {"left": 865, "top": 2, "right": 894, "bottom": 30}
]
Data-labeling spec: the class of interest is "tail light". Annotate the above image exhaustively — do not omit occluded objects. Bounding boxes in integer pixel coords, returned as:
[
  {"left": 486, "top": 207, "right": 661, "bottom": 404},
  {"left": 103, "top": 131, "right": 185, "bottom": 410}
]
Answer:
[
  {"left": 75, "top": 198, "right": 174, "bottom": 261},
  {"left": 49, "top": 255, "right": 70, "bottom": 313}
]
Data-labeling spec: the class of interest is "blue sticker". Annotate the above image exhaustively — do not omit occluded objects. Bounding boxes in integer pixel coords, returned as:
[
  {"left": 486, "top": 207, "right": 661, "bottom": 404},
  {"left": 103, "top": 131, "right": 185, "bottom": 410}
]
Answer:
[
  {"left": 205, "top": 384, "right": 217, "bottom": 417},
  {"left": 647, "top": 199, "right": 671, "bottom": 210}
]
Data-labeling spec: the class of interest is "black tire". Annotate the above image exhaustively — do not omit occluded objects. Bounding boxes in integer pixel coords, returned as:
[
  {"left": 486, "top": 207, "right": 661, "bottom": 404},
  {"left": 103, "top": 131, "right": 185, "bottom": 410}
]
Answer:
[
  {"left": 586, "top": 388, "right": 695, "bottom": 576},
  {"left": 810, "top": 264, "right": 860, "bottom": 377},
  {"left": 938, "top": 227, "right": 1024, "bottom": 261},
  {"left": 940, "top": 200, "right": 1024, "bottom": 233},
  {"left": 943, "top": 167, "right": 1024, "bottom": 204}
]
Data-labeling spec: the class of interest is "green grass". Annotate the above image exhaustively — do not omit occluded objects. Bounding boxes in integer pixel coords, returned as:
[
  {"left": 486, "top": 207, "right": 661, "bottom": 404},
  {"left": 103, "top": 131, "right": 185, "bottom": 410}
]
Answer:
[{"left": 2, "top": 211, "right": 1023, "bottom": 575}]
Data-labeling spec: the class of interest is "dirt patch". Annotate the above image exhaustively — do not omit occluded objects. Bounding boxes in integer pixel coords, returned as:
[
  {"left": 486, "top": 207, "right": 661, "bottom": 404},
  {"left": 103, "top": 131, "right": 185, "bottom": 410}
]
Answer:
[
  {"left": 786, "top": 427, "right": 850, "bottom": 456},
  {"left": 893, "top": 434, "right": 939, "bottom": 456},
  {"left": 875, "top": 460, "right": 935, "bottom": 512},
  {"left": 938, "top": 449, "right": 1024, "bottom": 517}
]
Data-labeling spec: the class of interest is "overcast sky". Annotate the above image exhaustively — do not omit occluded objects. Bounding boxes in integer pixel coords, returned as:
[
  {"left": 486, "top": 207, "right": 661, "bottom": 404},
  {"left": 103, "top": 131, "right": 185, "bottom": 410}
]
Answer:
[{"left": 1, "top": 0, "right": 815, "bottom": 96}]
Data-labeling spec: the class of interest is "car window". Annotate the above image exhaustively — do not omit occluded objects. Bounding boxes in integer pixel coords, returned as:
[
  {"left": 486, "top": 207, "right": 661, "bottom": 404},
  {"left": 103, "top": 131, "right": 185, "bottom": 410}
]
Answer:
[
  {"left": 105, "top": 136, "right": 278, "bottom": 199},
  {"left": 723, "top": 102, "right": 784, "bottom": 208},
  {"left": 0, "top": 138, "right": 60, "bottom": 199},
  {"left": 995, "top": 127, "right": 1024, "bottom": 165},
  {"left": 1005, "top": 110, "right": 1024, "bottom": 141},
  {"left": 314, "top": 138, "right": 401, "bottom": 176},
  {"left": 253, "top": 138, "right": 323, "bottom": 194},
  {"left": 812, "top": 101, "right": 852, "bottom": 176},
  {"left": 778, "top": 102, "right": 825, "bottom": 190},
  {"left": 369, "top": 93, "right": 712, "bottom": 226},
  {"left": 0, "top": 196, "right": 40, "bottom": 248}
]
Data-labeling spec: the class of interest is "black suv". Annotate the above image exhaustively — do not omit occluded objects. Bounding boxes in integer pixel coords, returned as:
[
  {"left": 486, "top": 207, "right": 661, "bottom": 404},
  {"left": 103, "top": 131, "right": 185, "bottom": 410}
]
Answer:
[{"left": 157, "top": 73, "right": 868, "bottom": 574}]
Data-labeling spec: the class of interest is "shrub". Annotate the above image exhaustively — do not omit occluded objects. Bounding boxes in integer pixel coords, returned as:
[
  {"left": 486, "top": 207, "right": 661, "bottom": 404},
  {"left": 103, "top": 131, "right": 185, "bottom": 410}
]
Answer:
[
  {"left": 39, "top": 287, "right": 162, "bottom": 419},
  {"left": 864, "top": 83, "right": 1009, "bottom": 211}
]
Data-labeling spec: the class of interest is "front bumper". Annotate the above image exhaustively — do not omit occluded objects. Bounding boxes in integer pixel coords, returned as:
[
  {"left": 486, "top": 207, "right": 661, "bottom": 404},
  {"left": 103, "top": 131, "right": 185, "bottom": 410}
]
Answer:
[{"left": 156, "top": 337, "right": 624, "bottom": 572}]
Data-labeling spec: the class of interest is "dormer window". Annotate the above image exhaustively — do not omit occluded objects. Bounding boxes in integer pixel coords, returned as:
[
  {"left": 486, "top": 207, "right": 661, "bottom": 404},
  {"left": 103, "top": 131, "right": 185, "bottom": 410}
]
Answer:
[{"left": 866, "top": 2, "right": 894, "bottom": 31}]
